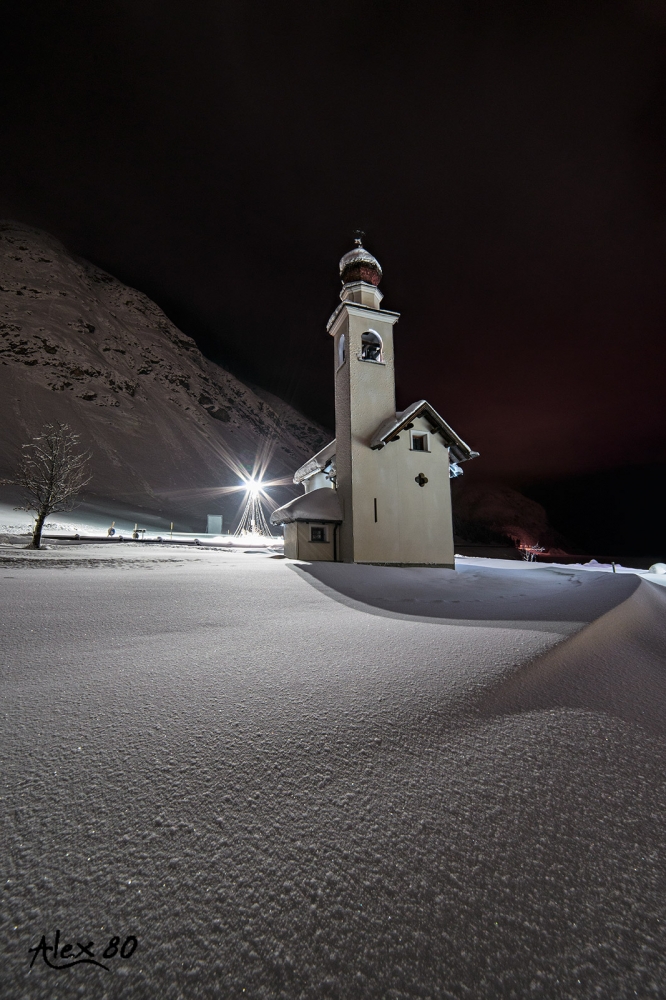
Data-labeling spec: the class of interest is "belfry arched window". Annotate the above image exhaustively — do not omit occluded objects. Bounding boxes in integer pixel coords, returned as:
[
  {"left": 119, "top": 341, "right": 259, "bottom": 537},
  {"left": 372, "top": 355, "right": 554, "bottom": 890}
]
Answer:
[
  {"left": 361, "top": 330, "right": 382, "bottom": 362},
  {"left": 338, "top": 332, "right": 346, "bottom": 367}
]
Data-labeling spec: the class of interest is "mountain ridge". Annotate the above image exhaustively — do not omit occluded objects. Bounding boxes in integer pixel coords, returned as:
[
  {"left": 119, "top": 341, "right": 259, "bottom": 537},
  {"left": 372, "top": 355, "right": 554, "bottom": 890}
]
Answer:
[{"left": 0, "top": 221, "right": 329, "bottom": 528}]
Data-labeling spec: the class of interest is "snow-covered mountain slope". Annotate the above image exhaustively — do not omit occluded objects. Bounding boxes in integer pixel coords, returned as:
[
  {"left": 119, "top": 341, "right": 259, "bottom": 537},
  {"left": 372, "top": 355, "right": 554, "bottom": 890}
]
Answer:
[{"left": 0, "top": 222, "right": 329, "bottom": 525}]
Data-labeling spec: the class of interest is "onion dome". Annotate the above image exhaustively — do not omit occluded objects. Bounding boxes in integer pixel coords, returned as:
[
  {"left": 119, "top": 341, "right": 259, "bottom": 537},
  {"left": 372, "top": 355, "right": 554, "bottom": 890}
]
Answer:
[{"left": 339, "top": 238, "right": 382, "bottom": 286}]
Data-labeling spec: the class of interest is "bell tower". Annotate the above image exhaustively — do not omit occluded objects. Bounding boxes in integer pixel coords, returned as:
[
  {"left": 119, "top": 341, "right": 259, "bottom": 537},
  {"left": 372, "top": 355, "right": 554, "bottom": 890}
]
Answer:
[
  {"left": 326, "top": 240, "right": 400, "bottom": 562},
  {"left": 272, "top": 237, "right": 478, "bottom": 564}
]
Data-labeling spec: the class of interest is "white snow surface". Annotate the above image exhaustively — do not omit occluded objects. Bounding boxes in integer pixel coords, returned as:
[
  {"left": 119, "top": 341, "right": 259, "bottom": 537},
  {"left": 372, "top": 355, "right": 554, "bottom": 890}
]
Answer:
[
  {"left": 0, "top": 502, "right": 103, "bottom": 539},
  {"left": 0, "top": 501, "right": 282, "bottom": 547},
  {"left": 1, "top": 551, "right": 665, "bottom": 998}
]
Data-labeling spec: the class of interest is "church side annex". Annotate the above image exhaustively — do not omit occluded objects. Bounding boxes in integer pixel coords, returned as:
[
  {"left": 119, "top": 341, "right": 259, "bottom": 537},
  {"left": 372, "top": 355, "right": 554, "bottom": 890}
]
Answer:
[{"left": 271, "top": 241, "right": 478, "bottom": 565}]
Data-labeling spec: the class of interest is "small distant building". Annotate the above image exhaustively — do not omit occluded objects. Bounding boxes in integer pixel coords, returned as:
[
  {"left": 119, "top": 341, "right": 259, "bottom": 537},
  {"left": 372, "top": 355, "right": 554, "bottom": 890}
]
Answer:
[{"left": 271, "top": 241, "right": 478, "bottom": 566}]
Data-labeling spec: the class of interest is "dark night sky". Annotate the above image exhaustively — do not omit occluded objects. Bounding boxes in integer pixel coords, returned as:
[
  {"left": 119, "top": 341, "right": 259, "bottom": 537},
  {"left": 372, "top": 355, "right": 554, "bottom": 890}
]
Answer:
[{"left": 2, "top": 0, "right": 666, "bottom": 549}]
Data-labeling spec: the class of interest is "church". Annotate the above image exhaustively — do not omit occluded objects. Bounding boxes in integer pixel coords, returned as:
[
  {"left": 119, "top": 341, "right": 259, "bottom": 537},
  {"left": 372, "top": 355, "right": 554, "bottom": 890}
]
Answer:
[{"left": 270, "top": 241, "right": 478, "bottom": 566}]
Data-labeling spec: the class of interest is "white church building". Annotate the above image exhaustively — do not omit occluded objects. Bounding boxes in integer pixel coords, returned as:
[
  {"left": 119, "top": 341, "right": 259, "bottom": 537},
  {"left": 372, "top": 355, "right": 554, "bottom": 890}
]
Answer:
[{"left": 271, "top": 241, "right": 478, "bottom": 566}]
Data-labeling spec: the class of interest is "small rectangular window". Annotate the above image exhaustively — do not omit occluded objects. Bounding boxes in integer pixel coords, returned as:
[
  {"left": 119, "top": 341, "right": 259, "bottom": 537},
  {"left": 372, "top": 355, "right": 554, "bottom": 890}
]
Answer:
[
  {"left": 411, "top": 433, "right": 428, "bottom": 452},
  {"left": 310, "top": 526, "right": 327, "bottom": 542}
]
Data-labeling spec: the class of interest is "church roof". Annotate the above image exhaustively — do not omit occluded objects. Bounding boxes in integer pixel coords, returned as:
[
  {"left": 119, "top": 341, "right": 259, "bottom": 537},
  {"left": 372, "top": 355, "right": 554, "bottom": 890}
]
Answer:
[
  {"left": 370, "top": 400, "right": 479, "bottom": 464},
  {"left": 293, "top": 439, "right": 336, "bottom": 485},
  {"left": 270, "top": 487, "right": 343, "bottom": 525},
  {"left": 292, "top": 402, "right": 477, "bottom": 488}
]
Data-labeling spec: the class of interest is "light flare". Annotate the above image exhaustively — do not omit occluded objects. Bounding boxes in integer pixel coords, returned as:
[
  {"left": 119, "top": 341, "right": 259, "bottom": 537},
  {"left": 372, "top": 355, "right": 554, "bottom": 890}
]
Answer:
[
  {"left": 154, "top": 433, "right": 293, "bottom": 536},
  {"left": 234, "top": 473, "right": 275, "bottom": 538}
]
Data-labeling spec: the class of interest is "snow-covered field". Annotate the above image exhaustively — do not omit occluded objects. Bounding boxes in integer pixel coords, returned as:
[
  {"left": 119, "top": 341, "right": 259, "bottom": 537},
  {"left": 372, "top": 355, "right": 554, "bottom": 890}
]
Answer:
[
  {"left": 1, "top": 549, "right": 665, "bottom": 998},
  {"left": 0, "top": 500, "right": 281, "bottom": 548},
  {"left": 0, "top": 502, "right": 105, "bottom": 538}
]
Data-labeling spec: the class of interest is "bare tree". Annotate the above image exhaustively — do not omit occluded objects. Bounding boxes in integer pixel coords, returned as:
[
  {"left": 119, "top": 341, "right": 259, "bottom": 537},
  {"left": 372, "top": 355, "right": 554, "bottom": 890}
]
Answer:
[{"left": 2, "top": 422, "right": 92, "bottom": 549}]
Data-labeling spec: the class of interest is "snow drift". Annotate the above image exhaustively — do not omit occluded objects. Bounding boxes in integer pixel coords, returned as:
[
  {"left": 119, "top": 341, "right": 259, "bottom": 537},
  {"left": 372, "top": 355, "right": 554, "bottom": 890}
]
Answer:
[
  {"left": 2, "top": 556, "right": 665, "bottom": 998},
  {"left": 480, "top": 579, "right": 666, "bottom": 735},
  {"left": 298, "top": 560, "right": 641, "bottom": 626}
]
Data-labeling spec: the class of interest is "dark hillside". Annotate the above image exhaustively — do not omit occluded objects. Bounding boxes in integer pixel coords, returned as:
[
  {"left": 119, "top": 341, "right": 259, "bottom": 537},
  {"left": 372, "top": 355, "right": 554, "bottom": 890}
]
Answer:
[{"left": 0, "top": 222, "right": 329, "bottom": 527}]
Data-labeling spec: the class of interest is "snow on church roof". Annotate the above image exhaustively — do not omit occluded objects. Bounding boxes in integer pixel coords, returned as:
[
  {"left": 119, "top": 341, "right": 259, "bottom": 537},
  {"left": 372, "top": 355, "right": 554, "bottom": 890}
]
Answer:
[
  {"left": 293, "top": 439, "right": 336, "bottom": 485},
  {"left": 270, "top": 486, "right": 343, "bottom": 525},
  {"left": 370, "top": 400, "right": 479, "bottom": 464}
]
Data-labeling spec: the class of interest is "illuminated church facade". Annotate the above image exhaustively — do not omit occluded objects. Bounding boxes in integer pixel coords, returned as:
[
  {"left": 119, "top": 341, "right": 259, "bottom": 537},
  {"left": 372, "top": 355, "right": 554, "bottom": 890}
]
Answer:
[{"left": 271, "top": 241, "right": 478, "bottom": 566}]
